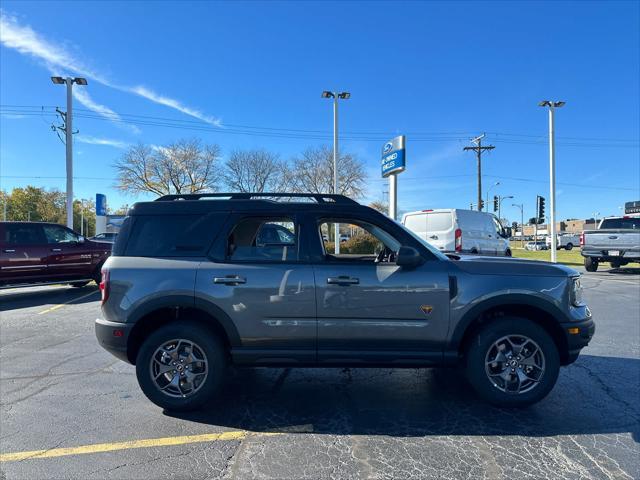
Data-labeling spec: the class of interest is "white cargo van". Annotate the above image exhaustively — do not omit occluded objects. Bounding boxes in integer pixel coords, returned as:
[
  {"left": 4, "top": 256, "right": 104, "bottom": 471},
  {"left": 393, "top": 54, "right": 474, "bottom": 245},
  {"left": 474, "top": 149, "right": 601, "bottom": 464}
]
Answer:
[{"left": 401, "top": 209, "right": 511, "bottom": 256}]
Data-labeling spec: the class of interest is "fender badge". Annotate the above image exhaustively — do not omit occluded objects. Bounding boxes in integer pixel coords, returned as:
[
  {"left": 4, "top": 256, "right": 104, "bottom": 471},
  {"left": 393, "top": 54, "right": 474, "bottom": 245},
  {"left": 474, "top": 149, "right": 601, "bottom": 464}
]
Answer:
[{"left": 420, "top": 305, "right": 433, "bottom": 315}]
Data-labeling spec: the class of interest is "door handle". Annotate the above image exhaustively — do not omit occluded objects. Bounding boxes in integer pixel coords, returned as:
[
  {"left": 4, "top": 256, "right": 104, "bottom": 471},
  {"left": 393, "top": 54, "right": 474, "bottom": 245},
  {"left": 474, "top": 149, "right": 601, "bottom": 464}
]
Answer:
[
  {"left": 3, "top": 249, "right": 15, "bottom": 253},
  {"left": 213, "top": 275, "right": 246, "bottom": 285},
  {"left": 51, "top": 248, "right": 62, "bottom": 252},
  {"left": 327, "top": 276, "right": 359, "bottom": 286}
]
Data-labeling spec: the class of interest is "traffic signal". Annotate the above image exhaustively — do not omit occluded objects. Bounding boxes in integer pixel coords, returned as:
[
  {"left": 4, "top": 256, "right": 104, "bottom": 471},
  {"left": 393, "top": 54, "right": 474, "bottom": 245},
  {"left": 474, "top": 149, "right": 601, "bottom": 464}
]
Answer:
[
  {"left": 537, "top": 196, "right": 546, "bottom": 221},
  {"left": 479, "top": 199, "right": 485, "bottom": 211},
  {"left": 512, "top": 221, "right": 518, "bottom": 230},
  {"left": 493, "top": 195, "right": 499, "bottom": 212}
]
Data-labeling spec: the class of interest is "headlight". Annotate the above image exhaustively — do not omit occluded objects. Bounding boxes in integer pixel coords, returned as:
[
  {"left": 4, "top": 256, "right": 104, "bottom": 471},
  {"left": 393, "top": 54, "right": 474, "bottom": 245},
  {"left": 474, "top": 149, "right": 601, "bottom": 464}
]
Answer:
[{"left": 570, "top": 277, "right": 583, "bottom": 306}]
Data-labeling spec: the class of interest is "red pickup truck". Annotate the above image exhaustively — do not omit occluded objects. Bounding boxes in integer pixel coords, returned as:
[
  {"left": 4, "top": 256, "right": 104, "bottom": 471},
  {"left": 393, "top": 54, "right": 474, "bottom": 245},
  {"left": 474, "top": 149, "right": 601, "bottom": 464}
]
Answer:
[{"left": 0, "top": 221, "right": 111, "bottom": 288}]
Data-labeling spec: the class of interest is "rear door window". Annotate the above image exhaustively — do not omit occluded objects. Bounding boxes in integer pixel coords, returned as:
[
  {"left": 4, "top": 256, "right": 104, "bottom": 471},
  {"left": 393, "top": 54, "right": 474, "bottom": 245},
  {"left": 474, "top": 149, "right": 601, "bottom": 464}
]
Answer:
[
  {"left": 124, "top": 213, "right": 228, "bottom": 257},
  {"left": 228, "top": 217, "right": 297, "bottom": 262},
  {"left": 3, "top": 224, "right": 46, "bottom": 245},
  {"left": 426, "top": 212, "right": 453, "bottom": 232}
]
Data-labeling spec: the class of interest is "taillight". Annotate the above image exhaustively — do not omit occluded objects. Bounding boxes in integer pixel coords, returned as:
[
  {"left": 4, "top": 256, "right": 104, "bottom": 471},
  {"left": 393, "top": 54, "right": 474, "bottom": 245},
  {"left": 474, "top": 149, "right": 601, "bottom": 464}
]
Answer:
[
  {"left": 99, "top": 269, "right": 110, "bottom": 304},
  {"left": 455, "top": 228, "right": 462, "bottom": 252},
  {"left": 579, "top": 233, "right": 584, "bottom": 246}
]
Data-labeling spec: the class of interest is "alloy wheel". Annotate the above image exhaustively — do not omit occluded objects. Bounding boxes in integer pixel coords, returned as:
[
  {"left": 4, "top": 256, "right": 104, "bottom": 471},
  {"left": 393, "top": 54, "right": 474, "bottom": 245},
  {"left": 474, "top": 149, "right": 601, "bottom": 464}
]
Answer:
[
  {"left": 149, "top": 339, "right": 209, "bottom": 398},
  {"left": 484, "top": 334, "right": 545, "bottom": 394}
]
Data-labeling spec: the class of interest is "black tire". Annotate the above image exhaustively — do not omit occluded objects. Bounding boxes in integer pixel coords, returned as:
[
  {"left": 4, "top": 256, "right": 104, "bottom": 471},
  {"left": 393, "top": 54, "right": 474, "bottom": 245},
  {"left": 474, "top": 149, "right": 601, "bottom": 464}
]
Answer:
[
  {"left": 69, "top": 281, "right": 90, "bottom": 288},
  {"left": 465, "top": 317, "right": 560, "bottom": 407},
  {"left": 584, "top": 257, "right": 598, "bottom": 272},
  {"left": 92, "top": 264, "right": 104, "bottom": 285},
  {"left": 610, "top": 261, "right": 621, "bottom": 269},
  {"left": 136, "top": 322, "right": 227, "bottom": 412},
  {"left": 565, "top": 243, "right": 573, "bottom": 251}
]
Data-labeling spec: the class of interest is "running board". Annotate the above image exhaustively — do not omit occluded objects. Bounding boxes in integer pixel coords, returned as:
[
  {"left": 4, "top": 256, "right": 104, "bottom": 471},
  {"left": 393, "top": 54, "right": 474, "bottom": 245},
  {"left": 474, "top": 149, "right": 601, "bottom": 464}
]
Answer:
[{"left": 0, "top": 279, "right": 95, "bottom": 290}]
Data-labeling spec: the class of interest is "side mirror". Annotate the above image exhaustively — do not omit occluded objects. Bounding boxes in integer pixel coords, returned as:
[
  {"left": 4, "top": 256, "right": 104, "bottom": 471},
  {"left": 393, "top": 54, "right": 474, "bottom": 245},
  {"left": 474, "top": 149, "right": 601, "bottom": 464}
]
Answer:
[
  {"left": 396, "top": 246, "right": 424, "bottom": 269},
  {"left": 77, "top": 236, "right": 85, "bottom": 244}
]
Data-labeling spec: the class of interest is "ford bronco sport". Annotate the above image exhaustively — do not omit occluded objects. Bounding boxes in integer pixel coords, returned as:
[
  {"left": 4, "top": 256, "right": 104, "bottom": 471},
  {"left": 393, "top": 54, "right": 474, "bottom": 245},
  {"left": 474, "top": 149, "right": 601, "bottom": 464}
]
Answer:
[{"left": 95, "top": 193, "right": 594, "bottom": 411}]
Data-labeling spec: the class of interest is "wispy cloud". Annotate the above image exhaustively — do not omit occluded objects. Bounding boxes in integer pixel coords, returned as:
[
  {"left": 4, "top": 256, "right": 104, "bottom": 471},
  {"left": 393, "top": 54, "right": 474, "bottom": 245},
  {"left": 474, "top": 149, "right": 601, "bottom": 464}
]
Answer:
[
  {"left": 0, "top": 11, "right": 220, "bottom": 129},
  {"left": 131, "top": 86, "right": 221, "bottom": 126},
  {"left": 1, "top": 113, "right": 27, "bottom": 119},
  {"left": 76, "top": 134, "right": 129, "bottom": 149},
  {"left": 73, "top": 89, "right": 141, "bottom": 134}
]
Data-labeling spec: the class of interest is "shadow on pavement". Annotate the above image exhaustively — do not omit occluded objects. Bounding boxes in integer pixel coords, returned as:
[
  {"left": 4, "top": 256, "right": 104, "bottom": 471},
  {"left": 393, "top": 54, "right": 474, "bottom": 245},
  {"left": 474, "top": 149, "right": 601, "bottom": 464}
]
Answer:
[
  {"left": 0, "top": 285, "right": 99, "bottom": 312},
  {"left": 167, "top": 354, "right": 640, "bottom": 440}
]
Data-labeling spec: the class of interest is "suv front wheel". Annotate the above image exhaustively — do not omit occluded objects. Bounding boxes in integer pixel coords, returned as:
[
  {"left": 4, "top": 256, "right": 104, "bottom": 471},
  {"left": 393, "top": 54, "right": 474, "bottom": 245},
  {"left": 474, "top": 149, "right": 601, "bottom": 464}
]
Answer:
[
  {"left": 465, "top": 317, "right": 559, "bottom": 407},
  {"left": 136, "top": 322, "right": 226, "bottom": 412}
]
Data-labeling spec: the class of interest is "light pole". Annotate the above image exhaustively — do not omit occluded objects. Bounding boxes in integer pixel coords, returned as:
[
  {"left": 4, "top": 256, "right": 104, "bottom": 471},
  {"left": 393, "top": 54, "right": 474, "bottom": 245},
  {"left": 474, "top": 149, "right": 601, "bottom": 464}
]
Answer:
[
  {"left": 593, "top": 211, "right": 600, "bottom": 226},
  {"left": 539, "top": 100, "right": 565, "bottom": 262},
  {"left": 52, "top": 76, "right": 87, "bottom": 230},
  {"left": 322, "top": 90, "right": 350, "bottom": 254},
  {"left": 486, "top": 181, "right": 500, "bottom": 212},
  {"left": 512, "top": 203, "right": 524, "bottom": 248},
  {"left": 498, "top": 195, "right": 514, "bottom": 223}
]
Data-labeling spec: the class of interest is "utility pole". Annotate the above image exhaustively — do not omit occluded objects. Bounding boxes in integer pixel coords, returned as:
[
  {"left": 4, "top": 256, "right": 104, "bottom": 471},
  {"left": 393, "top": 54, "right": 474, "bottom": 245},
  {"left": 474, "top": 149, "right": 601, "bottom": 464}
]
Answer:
[
  {"left": 51, "top": 76, "right": 87, "bottom": 230},
  {"left": 464, "top": 134, "right": 495, "bottom": 211}
]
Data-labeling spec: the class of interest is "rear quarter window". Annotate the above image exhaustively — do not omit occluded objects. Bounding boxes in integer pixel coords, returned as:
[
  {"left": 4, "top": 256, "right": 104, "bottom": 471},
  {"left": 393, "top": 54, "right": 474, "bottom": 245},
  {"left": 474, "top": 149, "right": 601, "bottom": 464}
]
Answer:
[{"left": 121, "top": 212, "right": 229, "bottom": 257}]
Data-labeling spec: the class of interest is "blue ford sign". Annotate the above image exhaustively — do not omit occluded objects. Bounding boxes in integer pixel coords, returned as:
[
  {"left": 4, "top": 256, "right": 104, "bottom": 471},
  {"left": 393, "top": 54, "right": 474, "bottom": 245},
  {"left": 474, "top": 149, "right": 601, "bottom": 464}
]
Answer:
[
  {"left": 96, "top": 193, "right": 107, "bottom": 216},
  {"left": 381, "top": 135, "right": 406, "bottom": 177}
]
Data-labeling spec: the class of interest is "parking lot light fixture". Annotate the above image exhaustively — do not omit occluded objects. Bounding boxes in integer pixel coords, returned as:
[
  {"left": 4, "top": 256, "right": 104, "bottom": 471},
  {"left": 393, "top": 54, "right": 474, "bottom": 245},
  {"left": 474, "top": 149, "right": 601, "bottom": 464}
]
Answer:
[
  {"left": 322, "top": 89, "right": 350, "bottom": 254},
  {"left": 539, "top": 99, "right": 565, "bottom": 262},
  {"left": 52, "top": 76, "right": 88, "bottom": 229}
]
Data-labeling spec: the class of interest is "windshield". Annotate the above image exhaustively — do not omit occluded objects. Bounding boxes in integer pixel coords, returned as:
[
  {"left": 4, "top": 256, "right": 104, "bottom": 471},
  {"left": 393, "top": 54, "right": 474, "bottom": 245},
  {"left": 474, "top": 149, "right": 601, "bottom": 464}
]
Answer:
[{"left": 393, "top": 220, "right": 450, "bottom": 261}]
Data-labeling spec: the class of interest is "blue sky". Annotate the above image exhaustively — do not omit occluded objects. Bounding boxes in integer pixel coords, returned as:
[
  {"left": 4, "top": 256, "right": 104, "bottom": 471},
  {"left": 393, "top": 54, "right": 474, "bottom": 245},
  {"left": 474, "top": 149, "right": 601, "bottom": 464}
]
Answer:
[{"left": 1, "top": 0, "right": 638, "bottom": 223}]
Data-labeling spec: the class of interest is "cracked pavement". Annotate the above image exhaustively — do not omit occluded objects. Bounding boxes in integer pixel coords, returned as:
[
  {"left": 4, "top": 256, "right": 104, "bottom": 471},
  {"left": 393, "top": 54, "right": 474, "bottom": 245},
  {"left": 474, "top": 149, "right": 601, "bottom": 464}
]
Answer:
[{"left": 0, "top": 267, "right": 638, "bottom": 479}]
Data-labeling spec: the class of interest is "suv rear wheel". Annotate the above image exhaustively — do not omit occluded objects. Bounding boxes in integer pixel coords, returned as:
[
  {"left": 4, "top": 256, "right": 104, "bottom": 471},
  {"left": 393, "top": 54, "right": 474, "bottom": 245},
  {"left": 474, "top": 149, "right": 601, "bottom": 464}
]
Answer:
[
  {"left": 136, "top": 322, "right": 226, "bottom": 412},
  {"left": 465, "top": 317, "right": 559, "bottom": 407}
]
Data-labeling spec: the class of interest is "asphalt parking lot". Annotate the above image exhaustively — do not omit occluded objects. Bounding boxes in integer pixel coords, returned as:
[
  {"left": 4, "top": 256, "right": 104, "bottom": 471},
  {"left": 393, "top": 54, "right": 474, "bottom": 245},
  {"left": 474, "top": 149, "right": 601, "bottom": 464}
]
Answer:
[{"left": 1, "top": 266, "right": 638, "bottom": 480}]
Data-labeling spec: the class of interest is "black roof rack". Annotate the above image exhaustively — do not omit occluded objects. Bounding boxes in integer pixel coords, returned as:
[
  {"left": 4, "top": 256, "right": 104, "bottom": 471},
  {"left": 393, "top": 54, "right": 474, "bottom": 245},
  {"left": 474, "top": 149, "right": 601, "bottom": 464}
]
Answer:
[{"left": 154, "top": 192, "right": 359, "bottom": 205}]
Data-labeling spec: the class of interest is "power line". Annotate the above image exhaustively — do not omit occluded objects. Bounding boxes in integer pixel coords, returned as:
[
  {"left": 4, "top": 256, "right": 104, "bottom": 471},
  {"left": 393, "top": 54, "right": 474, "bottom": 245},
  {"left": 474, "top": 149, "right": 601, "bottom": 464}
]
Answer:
[{"left": 2, "top": 104, "right": 639, "bottom": 145}]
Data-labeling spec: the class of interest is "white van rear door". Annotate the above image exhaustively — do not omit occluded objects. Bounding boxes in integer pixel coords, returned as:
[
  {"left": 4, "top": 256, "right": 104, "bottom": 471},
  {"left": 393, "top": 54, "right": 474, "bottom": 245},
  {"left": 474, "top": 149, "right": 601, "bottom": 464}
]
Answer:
[{"left": 425, "top": 211, "right": 455, "bottom": 251}]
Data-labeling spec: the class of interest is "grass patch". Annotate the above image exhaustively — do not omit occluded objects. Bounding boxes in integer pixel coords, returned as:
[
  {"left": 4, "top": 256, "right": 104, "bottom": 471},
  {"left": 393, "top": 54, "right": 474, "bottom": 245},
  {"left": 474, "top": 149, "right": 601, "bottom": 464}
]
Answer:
[{"left": 510, "top": 242, "right": 584, "bottom": 267}]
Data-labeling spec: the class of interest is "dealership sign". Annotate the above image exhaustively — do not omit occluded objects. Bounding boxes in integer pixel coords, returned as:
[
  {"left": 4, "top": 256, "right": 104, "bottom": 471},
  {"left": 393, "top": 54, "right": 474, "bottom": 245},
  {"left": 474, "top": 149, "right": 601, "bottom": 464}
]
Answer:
[
  {"left": 96, "top": 193, "right": 107, "bottom": 216},
  {"left": 381, "top": 135, "right": 406, "bottom": 178}
]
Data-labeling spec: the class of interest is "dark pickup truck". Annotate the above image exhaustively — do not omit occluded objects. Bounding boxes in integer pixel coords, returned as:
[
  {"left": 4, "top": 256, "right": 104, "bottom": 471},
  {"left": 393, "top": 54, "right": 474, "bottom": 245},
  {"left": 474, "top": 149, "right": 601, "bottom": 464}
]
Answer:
[{"left": 0, "top": 221, "right": 111, "bottom": 288}]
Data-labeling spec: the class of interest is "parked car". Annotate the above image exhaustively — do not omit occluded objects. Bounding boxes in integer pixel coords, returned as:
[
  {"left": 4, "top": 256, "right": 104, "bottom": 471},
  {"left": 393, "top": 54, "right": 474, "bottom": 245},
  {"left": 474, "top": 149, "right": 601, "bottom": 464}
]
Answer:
[
  {"left": 546, "top": 233, "right": 580, "bottom": 250},
  {"left": 90, "top": 232, "right": 118, "bottom": 243},
  {"left": 401, "top": 208, "right": 511, "bottom": 256},
  {"left": 581, "top": 216, "right": 640, "bottom": 271},
  {"left": 96, "top": 193, "right": 593, "bottom": 411},
  {"left": 1, "top": 221, "right": 111, "bottom": 288},
  {"left": 525, "top": 241, "right": 548, "bottom": 251}
]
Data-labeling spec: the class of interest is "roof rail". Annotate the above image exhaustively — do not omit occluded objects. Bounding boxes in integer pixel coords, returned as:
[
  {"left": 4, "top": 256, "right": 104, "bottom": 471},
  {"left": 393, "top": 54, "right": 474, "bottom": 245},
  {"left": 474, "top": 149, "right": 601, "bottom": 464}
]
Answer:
[{"left": 154, "top": 192, "right": 359, "bottom": 205}]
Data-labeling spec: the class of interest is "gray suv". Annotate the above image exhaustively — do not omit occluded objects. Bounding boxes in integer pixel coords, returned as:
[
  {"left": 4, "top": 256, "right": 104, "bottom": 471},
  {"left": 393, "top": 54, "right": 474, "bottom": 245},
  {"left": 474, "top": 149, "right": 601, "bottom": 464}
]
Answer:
[{"left": 95, "top": 193, "right": 594, "bottom": 411}]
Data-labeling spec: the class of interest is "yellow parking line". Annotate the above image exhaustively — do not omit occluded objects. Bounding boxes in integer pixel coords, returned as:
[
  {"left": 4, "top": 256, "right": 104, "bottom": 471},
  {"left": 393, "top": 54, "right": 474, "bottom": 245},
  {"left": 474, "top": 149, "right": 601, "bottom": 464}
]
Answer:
[
  {"left": 37, "top": 290, "right": 99, "bottom": 315},
  {"left": 0, "top": 430, "right": 277, "bottom": 462}
]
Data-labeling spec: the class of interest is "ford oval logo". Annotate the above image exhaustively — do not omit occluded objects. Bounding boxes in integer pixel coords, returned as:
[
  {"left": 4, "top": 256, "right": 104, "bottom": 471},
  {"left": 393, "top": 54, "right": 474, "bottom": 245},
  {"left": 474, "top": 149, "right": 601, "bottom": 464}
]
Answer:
[{"left": 383, "top": 142, "right": 393, "bottom": 154}]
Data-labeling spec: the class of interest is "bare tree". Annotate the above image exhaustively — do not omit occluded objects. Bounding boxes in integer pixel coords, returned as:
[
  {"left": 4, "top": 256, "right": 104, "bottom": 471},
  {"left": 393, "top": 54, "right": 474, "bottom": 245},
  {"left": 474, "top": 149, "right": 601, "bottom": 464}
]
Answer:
[
  {"left": 290, "top": 145, "right": 366, "bottom": 198},
  {"left": 115, "top": 139, "right": 221, "bottom": 196},
  {"left": 222, "top": 149, "right": 288, "bottom": 192}
]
